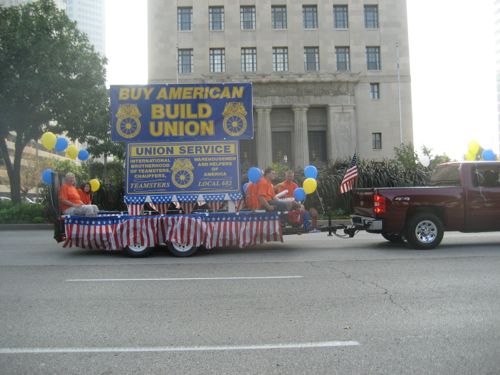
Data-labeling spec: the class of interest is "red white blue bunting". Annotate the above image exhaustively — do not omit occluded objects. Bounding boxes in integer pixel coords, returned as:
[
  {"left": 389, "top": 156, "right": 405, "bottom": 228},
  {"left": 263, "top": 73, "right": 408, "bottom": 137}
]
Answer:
[{"left": 63, "top": 212, "right": 282, "bottom": 250}]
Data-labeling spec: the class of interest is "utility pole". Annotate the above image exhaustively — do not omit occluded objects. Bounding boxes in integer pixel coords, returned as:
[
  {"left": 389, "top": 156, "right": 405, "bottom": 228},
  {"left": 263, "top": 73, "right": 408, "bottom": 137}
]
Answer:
[{"left": 396, "top": 42, "right": 403, "bottom": 144}]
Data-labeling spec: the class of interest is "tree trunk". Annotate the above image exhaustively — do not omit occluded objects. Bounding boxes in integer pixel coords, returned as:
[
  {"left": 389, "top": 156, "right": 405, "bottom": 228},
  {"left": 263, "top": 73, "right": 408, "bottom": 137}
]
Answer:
[{"left": 0, "top": 135, "right": 28, "bottom": 203}]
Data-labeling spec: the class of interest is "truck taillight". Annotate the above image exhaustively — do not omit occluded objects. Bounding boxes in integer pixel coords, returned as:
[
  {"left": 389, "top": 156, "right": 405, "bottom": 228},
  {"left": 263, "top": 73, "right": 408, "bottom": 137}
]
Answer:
[{"left": 373, "top": 194, "right": 386, "bottom": 215}]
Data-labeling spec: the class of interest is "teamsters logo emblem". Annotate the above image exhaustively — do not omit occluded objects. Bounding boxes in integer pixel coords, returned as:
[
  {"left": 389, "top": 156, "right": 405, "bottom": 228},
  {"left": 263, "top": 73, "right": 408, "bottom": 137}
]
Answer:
[
  {"left": 222, "top": 102, "right": 247, "bottom": 137},
  {"left": 171, "top": 158, "right": 194, "bottom": 189},
  {"left": 116, "top": 104, "right": 142, "bottom": 139}
]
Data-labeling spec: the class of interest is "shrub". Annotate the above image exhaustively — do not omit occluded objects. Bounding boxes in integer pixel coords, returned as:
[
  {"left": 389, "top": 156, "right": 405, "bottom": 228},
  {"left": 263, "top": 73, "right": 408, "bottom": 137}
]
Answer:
[
  {"left": 0, "top": 201, "right": 50, "bottom": 224},
  {"left": 314, "top": 157, "right": 431, "bottom": 215}
]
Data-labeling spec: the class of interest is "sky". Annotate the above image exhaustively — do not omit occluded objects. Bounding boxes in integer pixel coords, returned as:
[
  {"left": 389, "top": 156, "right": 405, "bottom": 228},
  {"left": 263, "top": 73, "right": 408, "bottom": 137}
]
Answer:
[{"left": 105, "top": 0, "right": 499, "bottom": 161}]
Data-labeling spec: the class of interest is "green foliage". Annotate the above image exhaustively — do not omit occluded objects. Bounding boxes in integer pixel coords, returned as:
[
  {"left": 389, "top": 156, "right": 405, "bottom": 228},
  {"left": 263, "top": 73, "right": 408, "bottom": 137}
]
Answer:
[
  {"left": 314, "top": 144, "right": 446, "bottom": 214},
  {"left": 394, "top": 143, "right": 419, "bottom": 170},
  {"left": 83, "top": 160, "right": 126, "bottom": 211},
  {"left": 51, "top": 159, "right": 88, "bottom": 183},
  {"left": 0, "top": 0, "right": 109, "bottom": 202},
  {"left": 0, "top": 201, "right": 50, "bottom": 224}
]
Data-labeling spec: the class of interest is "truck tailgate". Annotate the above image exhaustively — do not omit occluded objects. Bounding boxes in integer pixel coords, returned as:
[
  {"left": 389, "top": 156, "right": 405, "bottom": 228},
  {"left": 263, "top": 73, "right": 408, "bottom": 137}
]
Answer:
[{"left": 352, "top": 188, "right": 375, "bottom": 217}]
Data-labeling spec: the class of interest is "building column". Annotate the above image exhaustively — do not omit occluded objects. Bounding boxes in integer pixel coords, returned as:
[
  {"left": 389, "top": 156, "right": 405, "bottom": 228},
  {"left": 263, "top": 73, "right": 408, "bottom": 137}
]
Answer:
[
  {"left": 255, "top": 105, "right": 273, "bottom": 168},
  {"left": 327, "top": 104, "right": 357, "bottom": 161},
  {"left": 292, "top": 105, "right": 309, "bottom": 168}
]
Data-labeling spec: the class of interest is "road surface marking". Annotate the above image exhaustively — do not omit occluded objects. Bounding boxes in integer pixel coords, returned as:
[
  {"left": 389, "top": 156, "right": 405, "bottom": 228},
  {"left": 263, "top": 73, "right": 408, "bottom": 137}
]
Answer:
[
  {"left": 66, "top": 276, "right": 304, "bottom": 282},
  {"left": 0, "top": 341, "right": 360, "bottom": 354}
]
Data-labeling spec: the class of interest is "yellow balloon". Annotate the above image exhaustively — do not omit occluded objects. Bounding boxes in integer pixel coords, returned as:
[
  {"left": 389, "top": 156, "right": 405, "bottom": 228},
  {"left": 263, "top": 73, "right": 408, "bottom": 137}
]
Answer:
[
  {"left": 66, "top": 145, "right": 78, "bottom": 159},
  {"left": 465, "top": 151, "right": 476, "bottom": 161},
  {"left": 303, "top": 178, "right": 318, "bottom": 195},
  {"left": 41, "top": 132, "right": 56, "bottom": 150},
  {"left": 468, "top": 140, "right": 480, "bottom": 155},
  {"left": 89, "top": 178, "right": 100, "bottom": 192}
]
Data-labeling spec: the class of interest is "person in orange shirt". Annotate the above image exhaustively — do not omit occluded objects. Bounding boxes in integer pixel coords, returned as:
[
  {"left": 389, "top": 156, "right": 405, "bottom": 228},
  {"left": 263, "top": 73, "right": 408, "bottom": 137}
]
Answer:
[
  {"left": 244, "top": 181, "right": 260, "bottom": 210},
  {"left": 78, "top": 182, "right": 92, "bottom": 205},
  {"left": 59, "top": 173, "right": 98, "bottom": 216},
  {"left": 256, "top": 168, "right": 298, "bottom": 212},
  {"left": 275, "top": 169, "right": 320, "bottom": 232},
  {"left": 274, "top": 170, "right": 298, "bottom": 198}
]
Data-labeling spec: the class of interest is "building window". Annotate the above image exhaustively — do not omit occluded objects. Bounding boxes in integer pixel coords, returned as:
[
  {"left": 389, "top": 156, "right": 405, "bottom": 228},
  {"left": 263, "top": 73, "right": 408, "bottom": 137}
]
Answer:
[
  {"left": 240, "top": 6, "right": 256, "bottom": 30},
  {"left": 209, "top": 48, "right": 225, "bottom": 73},
  {"left": 364, "top": 5, "right": 379, "bottom": 29},
  {"left": 209, "top": 6, "right": 224, "bottom": 31},
  {"left": 308, "top": 131, "right": 327, "bottom": 163},
  {"left": 272, "top": 131, "right": 292, "bottom": 164},
  {"left": 335, "top": 46, "right": 350, "bottom": 71},
  {"left": 303, "top": 5, "right": 318, "bottom": 29},
  {"left": 333, "top": 5, "right": 348, "bottom": 29},
  {"left": 372, "top": 132, "right": 382, "bottom": 149},
  {"left": 304, "top": 47, "right": 319, "bottom": 72},
  {"left": 240, "top": 139, "right": 257, "bottom": 169},
  {"left": 178, "top": 49, "right": 193, "bottom": 74},
  {"left": 272, "top": 5, "right": 287, "bottom": 29},
  {"left": 366, "top": 46, "right": 381, "bottom": 70},
  {"left": 273, "top": 47, "right": 288, "bottom": 72},
  {"left": 241, "top": 47, "right": 257, "bottom": 72},
  {"left": 370, "top": 83, "right": 380, "bottom": 99},
  {"left": 177, "top": 7, "right": 192, "bottom": 31}
]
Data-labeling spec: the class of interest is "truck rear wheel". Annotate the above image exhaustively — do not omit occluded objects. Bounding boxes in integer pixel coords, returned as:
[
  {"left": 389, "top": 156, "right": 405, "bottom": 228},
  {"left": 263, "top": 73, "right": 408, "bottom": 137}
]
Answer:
[
  {"left": 405, "top": 213, "right": 443, "bottom": 250},
  {"left": 167, "top": 242, "right": 199, "bottom": 257}
]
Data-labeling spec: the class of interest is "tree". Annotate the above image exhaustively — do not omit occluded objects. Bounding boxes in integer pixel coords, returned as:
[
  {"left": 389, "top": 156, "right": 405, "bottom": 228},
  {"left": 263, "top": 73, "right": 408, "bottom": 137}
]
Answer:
[{"left": 0, "top": 0, "right": 109, "bottom": 202}]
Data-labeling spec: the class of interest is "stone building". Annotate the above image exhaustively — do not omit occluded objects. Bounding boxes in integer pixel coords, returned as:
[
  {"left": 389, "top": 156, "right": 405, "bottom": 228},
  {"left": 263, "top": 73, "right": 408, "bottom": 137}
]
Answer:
[{"left": 149, "top": 0, "right": 413, "bottom": 168}]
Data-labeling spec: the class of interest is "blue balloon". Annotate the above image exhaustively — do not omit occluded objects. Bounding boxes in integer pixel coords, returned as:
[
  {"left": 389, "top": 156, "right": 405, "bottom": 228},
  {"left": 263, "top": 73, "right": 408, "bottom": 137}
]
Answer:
[
  {"left": 294, "top": 187, "right": 306, "bottom": 202},
  {"left": 54, "top": 137, "right": 68, "bottom": 152},
  {"left": 41, "top": 168, "right": 53, "bottom": 185},
  {"left": 304, "top": 165, "right": 318, "bottom": 179},
  {"left": 243, "top": 182, "right": 249, "bottom": 193},
  {"left": 482, "top": 149, "right": 496, "bottom": 161},
  {"left": 78, "top": 149, "right": 89, "bottom": 161},
  {"left": 248, "top": 167, "right": 262, "bottom": 183}
]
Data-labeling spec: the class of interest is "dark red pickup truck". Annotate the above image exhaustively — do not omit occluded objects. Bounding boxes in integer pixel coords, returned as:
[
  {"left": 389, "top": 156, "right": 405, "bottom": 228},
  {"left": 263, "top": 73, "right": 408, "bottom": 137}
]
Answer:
[{"left": 351, "top": 161, "right": 500, "bottom": 249}]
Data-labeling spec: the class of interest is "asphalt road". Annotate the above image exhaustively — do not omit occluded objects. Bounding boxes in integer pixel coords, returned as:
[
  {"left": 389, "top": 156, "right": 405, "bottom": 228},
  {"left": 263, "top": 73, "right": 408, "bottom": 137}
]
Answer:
[{"left": 0, "top": 229, "right": 499, "bottom": 375}]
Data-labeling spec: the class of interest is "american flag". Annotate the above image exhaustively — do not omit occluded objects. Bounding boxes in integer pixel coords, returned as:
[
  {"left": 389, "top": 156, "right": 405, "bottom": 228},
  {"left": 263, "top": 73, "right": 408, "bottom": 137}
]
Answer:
[{"left": 340, "top": 153, "right": 358, "bottom": 194}]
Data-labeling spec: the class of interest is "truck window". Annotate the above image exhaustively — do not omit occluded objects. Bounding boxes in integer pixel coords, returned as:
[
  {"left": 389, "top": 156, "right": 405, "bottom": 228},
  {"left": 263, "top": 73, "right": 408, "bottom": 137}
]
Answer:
[
  {"left": 472, "top": 165, "right": 500, "bottom": 188},
  {"left": 429, "top": 165, "right": 461, "bottom": 186}
]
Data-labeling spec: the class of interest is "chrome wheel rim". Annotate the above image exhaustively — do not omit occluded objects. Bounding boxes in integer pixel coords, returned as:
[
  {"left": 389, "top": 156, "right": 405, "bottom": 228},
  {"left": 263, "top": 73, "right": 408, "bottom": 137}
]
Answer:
[
  {"left": 415, "top": 220, "right": 437, "bottom": 244},
  {"left": 128, "top": 243, "right": 147, "bottom": 253},
  {"left": 171, "top": 242, "right": 193, "bottom": 253}
]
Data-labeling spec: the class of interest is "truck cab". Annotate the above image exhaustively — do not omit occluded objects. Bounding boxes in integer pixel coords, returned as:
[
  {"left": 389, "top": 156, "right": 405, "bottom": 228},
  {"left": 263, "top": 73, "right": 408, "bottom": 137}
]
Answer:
[{"left": 351, "top": 161, "right": 500, "bottom": 249}]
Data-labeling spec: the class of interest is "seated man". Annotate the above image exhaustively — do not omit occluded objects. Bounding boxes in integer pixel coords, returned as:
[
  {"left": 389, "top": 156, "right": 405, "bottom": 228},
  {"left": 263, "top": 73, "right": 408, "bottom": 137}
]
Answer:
[
  {"left": 244, "top": 181, "right": 260, "bottom": 210},
  {"left": 274, "top": 170, "right": 298, "bottom": 198},
  {"left": 256, "top": 167, "right": 299, "bottom": 212},
  {"left": 59, "top": 172, "right": 99, "bottom": 216}
]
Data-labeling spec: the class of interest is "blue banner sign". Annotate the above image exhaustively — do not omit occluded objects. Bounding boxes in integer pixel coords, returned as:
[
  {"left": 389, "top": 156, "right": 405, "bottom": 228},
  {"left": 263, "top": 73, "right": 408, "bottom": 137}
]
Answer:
[
  {"left": 126, "top": 141, "right": 241, "bottom": 195},
  {"left": 111, "top": 83, "right": 253, "bottom": 142}
]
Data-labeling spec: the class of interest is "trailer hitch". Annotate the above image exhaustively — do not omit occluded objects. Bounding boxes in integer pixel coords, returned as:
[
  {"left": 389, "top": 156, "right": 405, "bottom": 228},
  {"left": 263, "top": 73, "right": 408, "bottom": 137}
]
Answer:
[{"left": 327, "top": 223, "right": 359, "bottom": 239}]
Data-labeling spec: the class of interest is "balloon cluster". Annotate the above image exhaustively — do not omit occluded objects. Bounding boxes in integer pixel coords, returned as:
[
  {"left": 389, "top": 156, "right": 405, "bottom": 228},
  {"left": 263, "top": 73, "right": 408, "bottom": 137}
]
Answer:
[
  {"left": 465, "top": 140, "right": 497, "bottom": 161},
  {"left": 40, "top": 132, "right": 90, "bottom": 161},
  {"left": 40, "top": 168, "right": 101, "bottom": 192},
  {"left": 39, "top": 132, "right": 99, "bottom": 190},
  {"left": 294, "top": 165, "right": 318, "bottom": 202}
]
